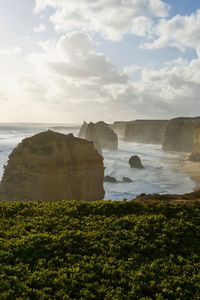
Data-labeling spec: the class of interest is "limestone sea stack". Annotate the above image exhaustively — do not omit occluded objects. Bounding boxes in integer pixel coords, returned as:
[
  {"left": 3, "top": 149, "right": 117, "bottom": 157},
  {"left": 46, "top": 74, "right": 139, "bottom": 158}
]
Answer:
[
  {"left": 78, "top": 121, "right": 88, "bottom": 138},
  {"left": 162, "top": 117, "right": 200, "bottom": 152},
  {"left": 78, "top": 121, "right": 118, "bottom": 150},
  {"left": 0, "top": 131, "right": 105, "bottom": 201},
  {"left": 124, "top": 120, "right": 168, "bottom": 144}
]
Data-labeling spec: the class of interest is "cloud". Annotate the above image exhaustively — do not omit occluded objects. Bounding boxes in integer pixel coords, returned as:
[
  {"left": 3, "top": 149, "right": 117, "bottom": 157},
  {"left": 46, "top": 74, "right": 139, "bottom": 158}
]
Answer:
[
  {"left": 34, "top": 0, "right": 170, "bottom": 41},
  {"left": 1, "top": 30, "right": 200, "bottom": 122},
  {"left": 0, "top": 91, "right": 7, "bottom": 101},
  {"left": 25, "top": 32, "right": 200, "bottom": 121},
  {"left": 114, "top": 57, "right": 200, "bottom": 117},
  {"left": 28, "top": 32, "right": 128, "bottom": 89},
  {"left": 0, "top": 46, "right": 22, "bottom": 55},
  {"left": 34, "top": 23, "right": 47, "bottom": 32},
  {"left": 142, "top": 9, "right": 200, "bottom": 51}
]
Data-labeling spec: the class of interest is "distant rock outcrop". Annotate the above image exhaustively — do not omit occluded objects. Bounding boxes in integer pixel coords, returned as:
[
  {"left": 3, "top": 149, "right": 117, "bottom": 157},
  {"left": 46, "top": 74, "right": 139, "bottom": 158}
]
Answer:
[
  {"left": 129, "top": 156, "right": 144, "bottom": 169},
  {"left": 78, "top": 121, "right": 118, "bottom": 150},
  {"left": 124, "top": 120, "right": 167, "bottom": 144},
  {"left": 110, "top": 122, "right": 128, "bottom": 140},
  {"left": 189, "top": 123, "right": 200, "bottom": 162},
  {"left": 162, "top": 117, "right": 200, "bottom": 152},
  {"left": 104, "top": 175, "right": 117, "bottom": 183},
  {"left": 78, "top": 121, "right": 88, "bottom": 138},
  {"left": 0, "top": 131, "right": 105, "bottom": 201}
]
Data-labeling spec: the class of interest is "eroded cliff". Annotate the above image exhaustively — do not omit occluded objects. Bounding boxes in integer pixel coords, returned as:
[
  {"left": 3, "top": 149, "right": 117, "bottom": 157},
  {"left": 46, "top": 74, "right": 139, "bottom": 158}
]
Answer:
[
  {"left": 124, "top": 120, "right": 167, "bottom": 144},
  {"left": 163, "top": 117, "right": 200, "bottom": 152},
  {"left": 0, "top": 131, "right": 105, "bottom": 201},
  {"left": 110, "top": 122, "right": 128, "bottom": 140},
  {"left": 189, "top": 123, "right": 200, "bottom": 161}
]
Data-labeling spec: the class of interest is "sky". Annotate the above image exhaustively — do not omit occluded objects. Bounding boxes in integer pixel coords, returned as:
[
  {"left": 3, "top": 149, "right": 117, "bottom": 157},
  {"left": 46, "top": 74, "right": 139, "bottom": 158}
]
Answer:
[{"left": 0, "top": 0, "right": 200, "bottom": 123}]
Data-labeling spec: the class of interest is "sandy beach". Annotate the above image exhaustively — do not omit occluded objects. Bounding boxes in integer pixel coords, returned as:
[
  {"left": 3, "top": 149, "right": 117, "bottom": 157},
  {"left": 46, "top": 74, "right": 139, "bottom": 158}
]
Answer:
[{"left": 181, "top": 160, "right": 200, "bottom": 190}]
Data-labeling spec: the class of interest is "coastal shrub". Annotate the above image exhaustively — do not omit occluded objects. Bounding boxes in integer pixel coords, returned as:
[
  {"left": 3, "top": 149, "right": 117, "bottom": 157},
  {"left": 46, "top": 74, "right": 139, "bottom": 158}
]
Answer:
[{"left": 0, "top": 200, "right": 200, "bottom": 299}]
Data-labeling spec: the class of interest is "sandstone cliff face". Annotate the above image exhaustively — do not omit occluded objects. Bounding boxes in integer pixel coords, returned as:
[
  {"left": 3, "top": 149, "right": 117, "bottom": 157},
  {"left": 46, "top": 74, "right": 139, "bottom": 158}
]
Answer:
[
  {"left": 78, "top": 121, "right": 88, "bottom": 138},
  {"left": 110, "top": 122, "right": 128, "bottom": 140},
  {"left": 162, "top": 117, "right": 200, "bottom": 152},
  {"left": 192, "top": 125, "right": 200, "bottom": 152},
  {"left": 189, "top": 124, "right": 200, "bottom": 161},
  {"left": 0, "top": 131, "right": 105, "bottom": 201},
  {"left": 124, "top": 120, "right": 167, "bottom": 144},
  {"left": 78, "top": 121, "right": 118, "bottom": 150}
]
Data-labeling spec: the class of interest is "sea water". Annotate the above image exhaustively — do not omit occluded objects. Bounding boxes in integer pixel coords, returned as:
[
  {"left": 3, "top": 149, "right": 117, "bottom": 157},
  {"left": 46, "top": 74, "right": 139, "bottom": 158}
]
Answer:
[{"left": 0, "top": 124, "right": 195, "bottom": 200}]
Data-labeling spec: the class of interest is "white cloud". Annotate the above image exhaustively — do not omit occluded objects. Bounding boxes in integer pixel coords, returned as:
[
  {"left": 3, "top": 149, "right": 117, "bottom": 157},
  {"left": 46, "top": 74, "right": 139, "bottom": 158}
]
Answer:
[
  {"left": 34, "top": 23, "right": 47, "bottom": 32},
  {"left": 25, "top": 32, "right": 200, "bottom": 120},
  {"left": 28, "top": 32, "right": 128, "bottom": 88},
  {"left": 34, "top": 0, "right": 170, "bottom": 41},
  {"left": 0, "top": 46, "right": 22, "bottom": 55},
  {"left": 142, "top": 9, "right": 200, "bottom": 51},
  {"left": 1, "top": 31, "right": 200, "bottom": 122}
]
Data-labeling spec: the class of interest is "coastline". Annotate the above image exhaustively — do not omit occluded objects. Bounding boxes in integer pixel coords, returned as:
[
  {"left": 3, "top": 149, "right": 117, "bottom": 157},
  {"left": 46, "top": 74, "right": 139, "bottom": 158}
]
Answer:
[{"left": 181, "top": 159, "right": 200, "bottom": 191}]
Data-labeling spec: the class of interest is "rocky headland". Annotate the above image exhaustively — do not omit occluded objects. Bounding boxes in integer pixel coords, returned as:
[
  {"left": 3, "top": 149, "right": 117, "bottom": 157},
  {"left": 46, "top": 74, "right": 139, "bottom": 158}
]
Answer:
[
  {"left": 189, "top": 122, "right": 200, "bottom": 162},
  {"left": 110, "top": 121, "right": 128, "bottom": 140},
  {"left": 162, "top": 117, "right": 200, "bottom": 152},
  {"left": 124, "top": 120, "right": 168, "bottom": 144}
]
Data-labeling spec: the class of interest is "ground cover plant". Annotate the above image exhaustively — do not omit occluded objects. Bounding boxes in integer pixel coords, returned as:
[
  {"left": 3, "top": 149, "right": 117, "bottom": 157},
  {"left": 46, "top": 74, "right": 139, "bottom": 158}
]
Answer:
[{"left": 0, "top": 200, "right": 200, "bottom": 299}]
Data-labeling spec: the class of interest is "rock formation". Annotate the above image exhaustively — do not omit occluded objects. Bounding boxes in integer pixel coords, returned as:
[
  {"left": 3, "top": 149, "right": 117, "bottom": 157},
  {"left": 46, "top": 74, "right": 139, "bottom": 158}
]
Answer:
[
  {"left": 110, "top": 122, "right": 128, "bottom": 140},
  {"left": 78, "top": 121, "right": 118, "bottom": 150},
  {"left": 124, "top": 120, "right": 168, "bottom": 144},
  {"left": 129, "top": 156, "right": 144, "bottom": 169},
  {"left": 0, "top": 131, "right": 105, "bottom": 201},
  {"left": 104, "top": 175, "right": 117, "bottom": 183},
  {"left": 123, "top": 177, "right": 133, "bottom": 183},
  {"left": 78, "top": 121, "right": 88, "bottom": 138},
  {"left": 189, "top": 123, "right": 200, "bottom": 162},
  {"left": 162, "top": 117, "right": 200, "bottom": 152}
]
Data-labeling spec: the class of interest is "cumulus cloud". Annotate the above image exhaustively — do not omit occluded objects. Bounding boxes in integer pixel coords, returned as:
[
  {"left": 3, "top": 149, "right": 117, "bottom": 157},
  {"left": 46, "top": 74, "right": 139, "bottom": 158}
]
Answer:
[
  {"left": 24, "top": 32, "right": 200, "bottom": 121},
  {"left": 1, "top": 30, "right": 200, "bottom": 122},
  {"left": 142, "top": 9, "right": 200, "bottom": 51},
  {"left": 27, "top": 32, "right": 128, "bottom": 99},
  {"left": 34, "top": 23, "right": 47, "bottom": 32},
  {"left": 0, "top": 46, "right": 22, "bottom": 55},
  {"left": 34, "top": 0, "right": 170, "bottom": 40},
  {"left": 118, "top": 58, "right": 200, "bottom": 117}
]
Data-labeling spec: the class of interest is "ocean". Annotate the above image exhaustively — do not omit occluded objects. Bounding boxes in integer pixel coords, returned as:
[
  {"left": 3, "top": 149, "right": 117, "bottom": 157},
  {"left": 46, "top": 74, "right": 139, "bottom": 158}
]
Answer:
[{"left": 0, "top": 124, "right": 195, "bottom": 200}]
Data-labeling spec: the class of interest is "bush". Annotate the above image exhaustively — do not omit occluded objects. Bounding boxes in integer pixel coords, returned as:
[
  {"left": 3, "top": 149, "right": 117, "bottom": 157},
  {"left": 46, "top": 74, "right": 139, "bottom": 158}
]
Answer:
[{"left": 0, "top": 200, "right": 200, "bottom": 299}]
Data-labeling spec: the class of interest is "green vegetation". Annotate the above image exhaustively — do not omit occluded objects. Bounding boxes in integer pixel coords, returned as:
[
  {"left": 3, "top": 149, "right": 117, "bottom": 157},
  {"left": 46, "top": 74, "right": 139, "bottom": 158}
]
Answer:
[{"left": 0, "top": 200, "right": 200, "bottom": 299}]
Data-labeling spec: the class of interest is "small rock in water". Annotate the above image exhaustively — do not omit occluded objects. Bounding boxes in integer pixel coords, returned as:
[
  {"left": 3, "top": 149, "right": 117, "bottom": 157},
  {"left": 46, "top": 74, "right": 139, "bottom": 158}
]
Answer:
[
  {"left": 129, "top": 155, "right": 144, "bottom": 169},
  {"left": 123, "top": 177, "right": 133, "bottom": 183},
  {"left": 104, "top": 175, "right": 117, "bottom": 183}
]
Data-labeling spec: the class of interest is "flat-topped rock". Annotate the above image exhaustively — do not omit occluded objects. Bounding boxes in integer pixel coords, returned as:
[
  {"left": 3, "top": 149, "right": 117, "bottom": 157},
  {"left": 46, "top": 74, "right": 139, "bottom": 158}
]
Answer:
[
  {"left": 189, "top": 123, "right": 200, "bottom": 162},
  {"left": 0, "top": 131, "right": 105, "bottom": 201},
  {"left": 124, "top": 120, "right": 168, "bottom": 144},
  {"left": 163, "top": 117, "right": 200, "bottom": 152},
  {"left": 110, "top": 121, "right": 128, "bottom": 140}
]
